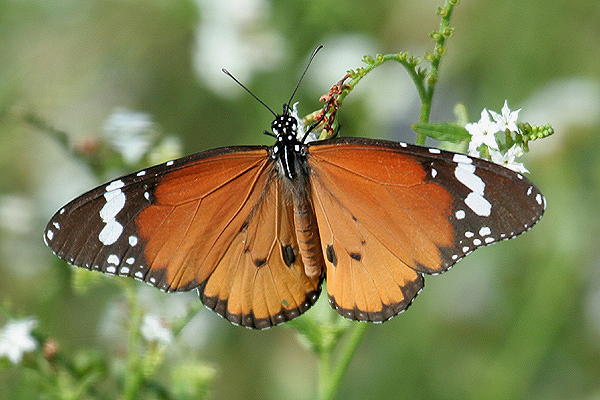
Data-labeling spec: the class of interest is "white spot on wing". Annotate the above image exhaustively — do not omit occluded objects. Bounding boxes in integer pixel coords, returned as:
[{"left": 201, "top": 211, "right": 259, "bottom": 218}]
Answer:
[
  {"left": 53, "top": 222, "right": 60, "bottom": 230},
  {"left": 106, "top": 265, "right": 117, "bottom": 274},
  {"left": 99, "top": 182, "right": 127, "bottom": 245},
  {"left": 129, "top": 235, "right": 138, "bottom": 246},
  {"left": 455, "top": 210, "right": 465, "bottom": 220},
  {"left": 479, "top": 227, "right": 491, "bottom": 236},
  {"left": 464, "top": 192, "right": 492, "bottom": 217},
  {"left": 455, "top": 161, "right": 491, "bottom": 216},
  {"left": 455, "top": 163, "right": 484, "bottom": 194},
  {"left": 453, "top": 153, "right": 472, "bottom": 164},
  {"left": 107, "top": 254, "right": 120, "bottom": 265},
  {"left": 166, "top": 160, "right": 174, "bottom": 167},
  {"left": 536, "top": 193, "right": 543, "bottom": 205},
  {"left": 126, "top": 257, "right": 135, "bottom": 265},
  {"left": 46, "top": 229, "right": 54, "bottom": 241},
  {"left": 137, "top": 170, "right": 146, "bottom": 177},
  {"left": 99, "top": 221, "right": 123, "bottom": 246},
  {"left": 428, "top": 148, "right": 441, "bottom": 154},
  {"left": 106, "top": 180, "right": 125, "bottom": 192}
]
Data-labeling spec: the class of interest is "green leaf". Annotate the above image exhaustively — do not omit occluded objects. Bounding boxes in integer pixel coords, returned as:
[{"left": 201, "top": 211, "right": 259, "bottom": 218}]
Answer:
[{"left": 411, "top": 122, "right": 470, "bottom": 143}]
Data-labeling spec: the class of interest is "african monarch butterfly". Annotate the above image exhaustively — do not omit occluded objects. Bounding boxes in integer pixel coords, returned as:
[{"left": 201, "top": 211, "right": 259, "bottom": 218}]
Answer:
[{"left": 44, "top": 50, "right": 545, "bottom": 329}]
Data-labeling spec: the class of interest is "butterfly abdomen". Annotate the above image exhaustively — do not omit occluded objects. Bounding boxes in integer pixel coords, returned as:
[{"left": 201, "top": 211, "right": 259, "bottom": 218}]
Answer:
[{"left": 293, "top": 194, "right": 325, "bottom": 278}]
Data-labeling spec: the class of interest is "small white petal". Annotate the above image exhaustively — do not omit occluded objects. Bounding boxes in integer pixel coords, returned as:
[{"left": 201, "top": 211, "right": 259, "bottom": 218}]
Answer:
[{"left": 0, "top": 318, "right": 38, "bottom": 364}]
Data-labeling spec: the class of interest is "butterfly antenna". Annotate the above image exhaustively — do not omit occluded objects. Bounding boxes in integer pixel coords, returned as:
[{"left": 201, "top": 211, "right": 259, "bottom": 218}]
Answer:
[
  {"left": 222, "top": 68, "right": 277, "bottom": 117},
  {"left": 284, "top": 45, "right": 323, "bottom": 115}
]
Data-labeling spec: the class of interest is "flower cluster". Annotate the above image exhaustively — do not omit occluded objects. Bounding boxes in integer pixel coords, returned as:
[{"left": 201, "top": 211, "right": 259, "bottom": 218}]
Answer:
[{"left": 465, "top": 101, "right": 528, "bottom": 174}]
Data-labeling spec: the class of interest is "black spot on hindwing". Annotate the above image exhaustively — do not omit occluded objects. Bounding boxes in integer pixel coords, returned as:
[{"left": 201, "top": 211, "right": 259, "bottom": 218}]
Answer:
[
  {"left": 326, "top": 245, "right": 338, "bottom": 266},
  {"left": 282, "top": 244, "right": 296, "bottom": 266}
]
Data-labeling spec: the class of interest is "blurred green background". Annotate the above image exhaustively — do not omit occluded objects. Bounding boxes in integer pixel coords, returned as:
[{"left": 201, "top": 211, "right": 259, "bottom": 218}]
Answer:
[{"left": 1, "top": 0, "right": 600, "bottom": 399}]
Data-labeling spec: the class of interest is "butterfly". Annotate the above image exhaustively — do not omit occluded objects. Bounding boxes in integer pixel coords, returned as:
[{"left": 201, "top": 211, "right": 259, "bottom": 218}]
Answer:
[{"left": 44, "top": 54, "right": 546, "bottom": 329}]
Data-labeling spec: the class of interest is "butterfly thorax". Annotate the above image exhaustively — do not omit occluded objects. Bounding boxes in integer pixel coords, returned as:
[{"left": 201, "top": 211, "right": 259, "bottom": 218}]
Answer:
[{"left": 270, "top": 114, "right": 307, "bottom": 182}]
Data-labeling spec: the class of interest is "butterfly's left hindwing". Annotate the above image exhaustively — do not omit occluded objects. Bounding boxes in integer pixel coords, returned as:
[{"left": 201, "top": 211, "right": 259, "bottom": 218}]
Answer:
[{"left": 199, "top": 175, "right": 322, "bottom": 329}]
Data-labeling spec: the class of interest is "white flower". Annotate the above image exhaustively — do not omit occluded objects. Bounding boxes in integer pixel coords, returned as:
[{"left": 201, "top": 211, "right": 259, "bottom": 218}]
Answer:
[
  {"left": 0, "top": 318, "right": 38, "bottom": 364},
  {"left": 466, "top": 109, "right": 499, "bottom": 156},
  {"left": 104, "top": 108, "right": 156, "bottom": 165},
  {"left": 489, "top": 100, "right": 521, "bottom": 133},
  {"left": 140, "top": 315, "right": 173, "bottom": 345},
  {"left": 489, "top": 145, "right": 529, "bottom": 173}
]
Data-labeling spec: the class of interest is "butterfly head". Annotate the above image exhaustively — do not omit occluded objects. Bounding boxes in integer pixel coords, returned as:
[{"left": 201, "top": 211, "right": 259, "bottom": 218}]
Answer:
[{"left": 271, "top": 114, "right": 299, "bottom": 139}]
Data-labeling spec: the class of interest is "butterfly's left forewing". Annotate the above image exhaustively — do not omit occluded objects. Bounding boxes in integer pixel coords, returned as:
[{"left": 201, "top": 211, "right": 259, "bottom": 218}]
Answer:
[{"left": 307, "top": 137, "right": 545, "bottom": 322}]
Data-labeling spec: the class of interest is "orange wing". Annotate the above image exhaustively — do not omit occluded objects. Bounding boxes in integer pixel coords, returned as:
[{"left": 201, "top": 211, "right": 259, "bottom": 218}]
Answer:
[
  {"left": 307, "top": 138, "right": 544, "bottom": 322},
  {"left": 136, "top": 150, "right": 321, "bottom": 328},
  {"left": 46, "top": 147, "right": 321, "bottom": 329},
  {"left": 197, "top": 175, "right": 322, "bottom": 329}
]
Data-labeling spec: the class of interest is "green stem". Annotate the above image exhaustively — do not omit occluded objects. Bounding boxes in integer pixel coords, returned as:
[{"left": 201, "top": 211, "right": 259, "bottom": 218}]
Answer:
[
  {"left": 121, "top": 282, "right": 144, "bottom": 400},
  {"left": 329, "top": 0, "right": 458, "bottom": 146},
  {"left": 318, "top": 323, "right": 369, "bottom": 400}
]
